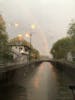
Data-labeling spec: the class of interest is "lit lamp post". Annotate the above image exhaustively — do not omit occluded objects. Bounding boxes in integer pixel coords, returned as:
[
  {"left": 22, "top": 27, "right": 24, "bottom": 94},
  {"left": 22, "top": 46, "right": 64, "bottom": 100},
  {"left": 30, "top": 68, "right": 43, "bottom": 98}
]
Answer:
[
  {"left": 14, "top": 23, "right": 20, "bottom": 28},
  {"left": 31, "top": 24, "right": 36, "bottom": 30},
  {"left": 18, "top": 34, "right": 23, "bottom": 43},
  {"left": 18, "top": 34, "right": 23, "bottom": 53},
  {"left": 25, "top": 32, "right": 32, "bottom": 63},
  {"left": 25, "top": 24, "right": 36, "bottom": 63}
]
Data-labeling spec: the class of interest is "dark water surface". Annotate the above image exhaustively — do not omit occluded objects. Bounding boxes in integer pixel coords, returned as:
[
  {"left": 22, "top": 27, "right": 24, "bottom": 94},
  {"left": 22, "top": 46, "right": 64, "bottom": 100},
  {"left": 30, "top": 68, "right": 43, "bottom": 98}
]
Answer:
[{"left": 0, "top": 62, "right": 75, "bottom": 100}]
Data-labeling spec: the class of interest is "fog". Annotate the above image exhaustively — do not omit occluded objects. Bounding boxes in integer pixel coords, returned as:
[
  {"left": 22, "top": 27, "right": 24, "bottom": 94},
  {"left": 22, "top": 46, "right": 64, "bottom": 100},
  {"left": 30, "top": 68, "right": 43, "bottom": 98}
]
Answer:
[{"left": 0, "top": 0, "right": 75, "bottom": 55}]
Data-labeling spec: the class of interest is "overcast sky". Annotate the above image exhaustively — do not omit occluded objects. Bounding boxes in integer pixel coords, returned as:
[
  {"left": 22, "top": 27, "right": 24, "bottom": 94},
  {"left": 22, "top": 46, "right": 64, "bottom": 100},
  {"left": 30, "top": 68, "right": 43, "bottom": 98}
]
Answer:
[{"left": 0, "top": 0, "right": 75, "bottom": 56}]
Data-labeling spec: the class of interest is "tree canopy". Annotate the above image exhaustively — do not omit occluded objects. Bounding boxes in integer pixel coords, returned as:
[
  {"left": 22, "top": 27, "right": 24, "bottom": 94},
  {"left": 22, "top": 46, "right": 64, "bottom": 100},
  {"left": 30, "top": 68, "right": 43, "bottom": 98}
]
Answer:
[
  {"left": 0, "top": 15, "right": 6, "bottom": 32},
  {"left": 51, "top": 21, "right": 75, "bottom": 59},
  {"left": 67, "top": 21, "right": 75, "bottom": 37},
  {"left": 0, "top": 15, "right": 12, "bottom": 62},
  {"left": 51, "top": 37, "right": 71, "bottom": 59}
]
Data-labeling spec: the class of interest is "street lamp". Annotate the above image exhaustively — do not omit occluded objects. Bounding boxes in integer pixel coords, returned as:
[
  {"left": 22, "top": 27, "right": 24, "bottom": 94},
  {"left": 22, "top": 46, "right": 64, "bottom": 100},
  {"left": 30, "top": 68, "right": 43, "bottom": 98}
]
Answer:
[
  {"left": 18, "top": 34, "right": 23, "bottom": 53},
  {"left": 18, "top": 34, "right": 23, "bottom": 41},
  {"left": 31, "top": 24, "right": 36, "bottom": 30},
  {"left": 18, "top": 34, "right": 23, "bottom": 44},
  {"left": 25, "top": 24, "right": 36, "bottom": 63},
  {"left": 14, "top": 23, "right": 19, "bottom": 28},
  {"left": 25, "top": 32, "right": 32, "bottom": 63}
]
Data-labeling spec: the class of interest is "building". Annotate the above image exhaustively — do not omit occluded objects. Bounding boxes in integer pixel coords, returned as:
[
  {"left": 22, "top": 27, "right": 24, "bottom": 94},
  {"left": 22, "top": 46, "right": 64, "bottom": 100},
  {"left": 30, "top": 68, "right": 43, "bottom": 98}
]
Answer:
[
  {"left": 67, "top": 52, "right": 75, "bottom": 62},
  {"left": 9, "top": 44, "right": 30, "bottom": 63}
]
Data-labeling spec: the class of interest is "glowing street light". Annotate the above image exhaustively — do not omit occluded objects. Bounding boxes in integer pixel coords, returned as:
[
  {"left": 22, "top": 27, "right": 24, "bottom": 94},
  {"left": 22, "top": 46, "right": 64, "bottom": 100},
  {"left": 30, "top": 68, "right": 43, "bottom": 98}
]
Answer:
[
  {"left": 31, "top": 24, "right": 36, "bottom": 30},
  {"left": 25, "top": 24, "right": 36, "bottom": 63},
  {"left": 25, "top": 32, "right": 31, "bottom": 38},
  {"left": 14, "top": 23, "right": 19, "bottom": 28},
  {"left": 18, "top": 34, "right": 23, "bottom": 41}
]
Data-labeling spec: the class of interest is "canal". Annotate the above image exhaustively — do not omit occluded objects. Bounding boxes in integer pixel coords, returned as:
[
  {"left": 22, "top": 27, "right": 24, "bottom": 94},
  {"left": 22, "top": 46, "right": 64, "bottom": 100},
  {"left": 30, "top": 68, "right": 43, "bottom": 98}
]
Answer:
[{"left": 0, "top": 62, "right": 75, "bottom": 100}]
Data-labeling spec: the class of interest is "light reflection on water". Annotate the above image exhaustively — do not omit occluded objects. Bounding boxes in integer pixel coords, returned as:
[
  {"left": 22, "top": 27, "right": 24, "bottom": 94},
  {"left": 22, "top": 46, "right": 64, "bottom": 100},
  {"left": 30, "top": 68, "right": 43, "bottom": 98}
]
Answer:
[
  {"left": 0, "top": 62, "right": 74, "bottom": 100},
  {"left": 26, "top": 63, "right": 57, "bottom": 100}
]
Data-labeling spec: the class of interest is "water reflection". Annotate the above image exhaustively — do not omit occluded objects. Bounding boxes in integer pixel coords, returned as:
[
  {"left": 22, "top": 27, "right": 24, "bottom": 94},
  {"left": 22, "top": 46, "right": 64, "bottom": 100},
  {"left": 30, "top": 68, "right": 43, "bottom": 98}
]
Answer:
[
  {"left": 0, "top": 62, "right": 74, "bottom": 100},
  {"left": 0, "top": 84, "right": 27, "bottom": 100},
  {"left": 34, "top": 77, "right": 40, "bottom": 89},
  {"left": 26, "top": 63, "right": 57, "bottom": 100}
]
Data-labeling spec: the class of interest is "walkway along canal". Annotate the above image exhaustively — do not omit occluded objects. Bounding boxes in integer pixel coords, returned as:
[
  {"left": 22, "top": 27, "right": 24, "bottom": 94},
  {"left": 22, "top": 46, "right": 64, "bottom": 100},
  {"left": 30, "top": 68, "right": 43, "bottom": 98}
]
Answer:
[{"left": 0, "top": 62, "right": 75, "bottom": 100}]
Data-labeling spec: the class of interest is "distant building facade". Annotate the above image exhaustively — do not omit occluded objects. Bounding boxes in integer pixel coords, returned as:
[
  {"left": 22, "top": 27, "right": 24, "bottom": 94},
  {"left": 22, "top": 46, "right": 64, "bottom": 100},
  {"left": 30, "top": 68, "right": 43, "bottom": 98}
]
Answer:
[
  {"left": 67, "top": 52, "right": 75, "bottom": 62},
  {"left": 9, "top": 44, "right": 30, "bottom": 63},
  {"left": 67, "top": 52, "right": 73, "bottom": 62}
]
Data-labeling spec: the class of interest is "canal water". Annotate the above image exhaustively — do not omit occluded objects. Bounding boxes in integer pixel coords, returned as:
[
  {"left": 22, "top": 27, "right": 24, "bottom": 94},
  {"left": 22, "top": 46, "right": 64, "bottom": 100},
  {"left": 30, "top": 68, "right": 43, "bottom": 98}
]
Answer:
[{"left": 0, "top": 62, "right": 74, "bottom": 100}]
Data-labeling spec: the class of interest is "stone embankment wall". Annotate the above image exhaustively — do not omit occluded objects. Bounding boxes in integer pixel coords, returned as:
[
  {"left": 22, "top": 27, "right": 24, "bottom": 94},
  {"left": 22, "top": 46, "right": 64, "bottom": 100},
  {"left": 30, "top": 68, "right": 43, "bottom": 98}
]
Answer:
[{"left": 0, "top": 62, "right": 40, "bottom": 86}]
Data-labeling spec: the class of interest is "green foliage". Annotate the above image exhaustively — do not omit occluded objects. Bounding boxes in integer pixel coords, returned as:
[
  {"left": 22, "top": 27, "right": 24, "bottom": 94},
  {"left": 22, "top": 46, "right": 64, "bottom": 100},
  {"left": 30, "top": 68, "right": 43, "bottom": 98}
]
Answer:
[
  {"left": 0, "top": 15, "right": 12, "bottom": 62},
  {"left": 67, "top": 21, "right": 75, "bottom": 37},
  {"left": 51, "top": 21, "right": 75, "bottom": 59},
  {"left": 51, "top": 37, "right": 71, "bottom": 59},
  {"left": 0, "top": 15, "right": 6, "bottom": 32},
  {"left": 31, "top": 48, "right": 40, "bottom": 59}
]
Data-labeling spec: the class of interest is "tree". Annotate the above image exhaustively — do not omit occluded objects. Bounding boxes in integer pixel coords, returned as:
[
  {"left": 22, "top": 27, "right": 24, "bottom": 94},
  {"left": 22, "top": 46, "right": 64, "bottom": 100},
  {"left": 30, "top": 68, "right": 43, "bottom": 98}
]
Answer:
[
  {"left": 31, "top": 48, "right": 40, "bottom": 59},
  {"left": 0, "top": 15, "right": 12, "bottom": 62},
  {"left": 51, "top": 37, "right": 71, "bottom": 59},
  {"left": 51, "top": 21, "right": 75, "bottom": 60},
  {"left": 0, "top": 15, "right": 6, "bottom": 32},
  {"left": 67, "top": 21, "right": 75, "bottom": 37}
]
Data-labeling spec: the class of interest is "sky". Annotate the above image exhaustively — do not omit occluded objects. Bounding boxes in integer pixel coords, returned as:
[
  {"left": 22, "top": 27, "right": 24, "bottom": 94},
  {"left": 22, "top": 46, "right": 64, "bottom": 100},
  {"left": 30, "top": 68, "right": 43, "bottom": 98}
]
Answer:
[{"left": 0, "top": 0, "right": 75, "bottom": 56}]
